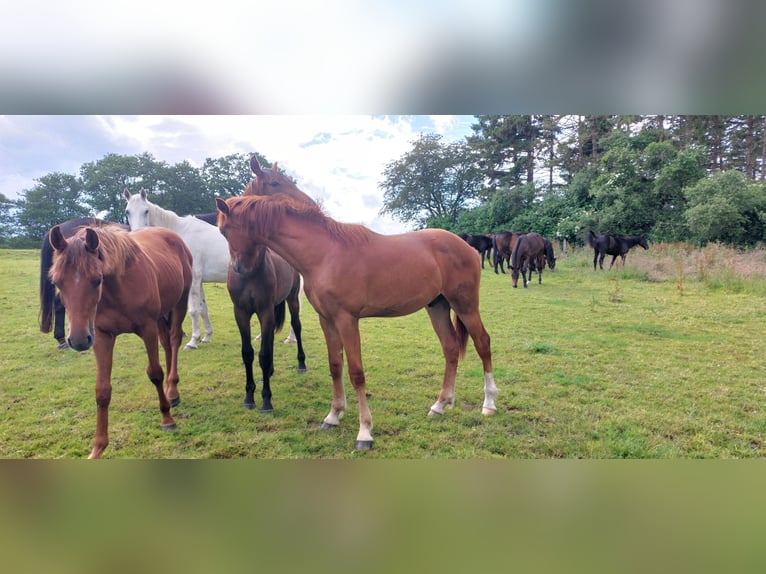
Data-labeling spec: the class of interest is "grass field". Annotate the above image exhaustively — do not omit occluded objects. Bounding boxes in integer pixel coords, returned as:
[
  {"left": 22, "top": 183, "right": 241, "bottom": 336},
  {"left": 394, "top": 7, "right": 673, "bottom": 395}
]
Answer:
[{"left": 2, "top": 242, "right": 766, "bottom": 459}]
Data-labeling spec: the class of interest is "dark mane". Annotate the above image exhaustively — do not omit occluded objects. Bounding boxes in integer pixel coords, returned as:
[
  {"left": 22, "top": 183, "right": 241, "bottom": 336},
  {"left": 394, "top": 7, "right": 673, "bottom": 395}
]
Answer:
[{"left": 230, "top": 195, "right": 373, "bottom": 245}]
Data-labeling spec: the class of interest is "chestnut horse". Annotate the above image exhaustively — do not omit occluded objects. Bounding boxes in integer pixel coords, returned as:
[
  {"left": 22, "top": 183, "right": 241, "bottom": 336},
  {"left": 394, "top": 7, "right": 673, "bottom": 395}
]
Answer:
[
  {"left": 48, "top": 225, "right": 192, "bottom": 458},
  {"left": 511, "top": 232, "right": 547, "bottom": 288},
  {"left": 492, "top": 231, "right": 523, "bottom": 274},
  {"left": 40, "top": 217, "right": 128, "bottom": 350},
  {"left": 216, "top": 169, "right": 497, "bottom": 451}
]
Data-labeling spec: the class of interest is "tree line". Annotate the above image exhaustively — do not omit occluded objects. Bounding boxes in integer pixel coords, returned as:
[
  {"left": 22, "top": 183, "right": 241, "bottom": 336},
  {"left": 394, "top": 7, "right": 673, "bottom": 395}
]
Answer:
[
  {"left": 4, "top": 116, "right": 766, "bottom": 249},
  {"left": 0, "top": 151, "right": 270, "bottom": 248},
  {"left": 379, "top": 115, "right": 766, "bottom": 247}
]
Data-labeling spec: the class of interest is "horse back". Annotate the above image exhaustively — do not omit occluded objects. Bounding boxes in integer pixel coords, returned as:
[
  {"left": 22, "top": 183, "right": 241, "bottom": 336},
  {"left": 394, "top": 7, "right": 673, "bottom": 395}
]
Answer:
[{"left": 131, "top": 228, "right": 193, "bottom": 313}]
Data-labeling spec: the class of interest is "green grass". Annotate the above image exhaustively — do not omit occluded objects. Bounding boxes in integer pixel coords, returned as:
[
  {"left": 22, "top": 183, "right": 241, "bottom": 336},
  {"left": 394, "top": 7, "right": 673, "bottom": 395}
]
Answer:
[{"left": 2, "top": 243, "right": 766, "bottom": 458}]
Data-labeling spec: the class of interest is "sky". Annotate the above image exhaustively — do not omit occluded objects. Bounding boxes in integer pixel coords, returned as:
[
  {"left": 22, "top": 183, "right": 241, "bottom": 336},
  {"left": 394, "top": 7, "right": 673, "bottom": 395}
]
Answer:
[{"left": 0, "top": 115, "right": 475, "bottom": 234}]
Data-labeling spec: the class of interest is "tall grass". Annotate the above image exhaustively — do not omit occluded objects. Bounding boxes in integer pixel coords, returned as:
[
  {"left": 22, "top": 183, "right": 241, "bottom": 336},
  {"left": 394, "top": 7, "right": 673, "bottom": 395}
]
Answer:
[{"left": 2, "top": 242, "right": 766, "bottom": 458}]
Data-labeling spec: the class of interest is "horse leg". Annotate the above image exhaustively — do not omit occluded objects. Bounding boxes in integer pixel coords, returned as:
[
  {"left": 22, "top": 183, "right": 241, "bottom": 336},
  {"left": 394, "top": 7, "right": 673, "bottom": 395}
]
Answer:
[
  {"left": 609, "top": 254, "right": 618, "bottom": 269},
  {"left": 288, "top": 293, "right": 307, "bottom": 372},
  {"left": 456, "top": 310, "right": 497, "bottom": 415},
  {"left": 233, "top": 306, "right": 258, "bottom": 410},
  {"left": 318, "top": 315, "right": 347, "bottom": 431},
  {"left": 141, "top": 323, "right": 176, "bottom": 433},
  {"left": 199, "top": 283, "right": 213, "bottom": 344},
  {"left": 53, "top": 294, "right": 68, "bottom": 349},
  {"left": 157, "top": 314, "right": 181, "bottom": 407},
  {"left": 256, "top": 309, "right": 276, "bottom": 413},
  {"left": 425, "top": 297, "right": 460, "bottom": 416},
  {"left": 184, "top": 274, "right": 203, "bottom": 349},
  {"left": 89, "top": 331, "right": 115, "bottom": 459},
  {"left": 598, "top": 252, "right": 606, "bottom": 270},
  {"left": 334, "top": 314, "right": 373, "bottom": 450},
  {"left": 593, "top": 250, "right": 598, "bottom": 270}
]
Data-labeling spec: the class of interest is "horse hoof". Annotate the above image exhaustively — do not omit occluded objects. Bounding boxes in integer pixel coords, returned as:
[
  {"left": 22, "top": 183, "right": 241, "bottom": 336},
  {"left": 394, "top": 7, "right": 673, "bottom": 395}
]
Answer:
[
  {"left": 482, "top": 407, "right": 497, "bottom": 416},
  {"left": 320, "top": 422, "right": 337, "bottom": 431},
  {"left": 427, "top": 408, "right": 443, "bottom": 417},
  {"left": 355, "top": 440, "right": 374, "bottom": 451},
  {"left": 243, "top": 402, "right": 256, "bottom": 410},
  {"left": 169, "top": 397, "right": 180, "bottom": 407},
  {"left": 297, "top": 367, "right": 307, "bottom": 374},
  {"left": 261, "top": 405, "right": 273, "bottom": 414},
  {"left": 183, "top": 344, "right": 197, "bottom": 351},
  {"left": 161, "top": 422, "right": 176, "bottom": 431}
]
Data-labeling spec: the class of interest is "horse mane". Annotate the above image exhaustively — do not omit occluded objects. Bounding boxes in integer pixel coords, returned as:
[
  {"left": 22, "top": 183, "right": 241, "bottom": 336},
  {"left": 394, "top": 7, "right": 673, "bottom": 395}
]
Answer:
[
  {"left": 231, "top": 195, "right": 373, "bottom": 245},
  {"left": 50, "top": 227, "right": 141, "bottom": 282}
]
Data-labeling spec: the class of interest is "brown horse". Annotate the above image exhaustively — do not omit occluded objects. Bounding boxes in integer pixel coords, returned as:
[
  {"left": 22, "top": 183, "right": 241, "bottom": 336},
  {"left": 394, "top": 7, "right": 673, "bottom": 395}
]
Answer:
[
  {"left": 511, "top": 232, "right": 546, "bottom": 288},
  {"left": 224, "top": 227, "right": 307, "bottom": 413},
  {"left": 48, "top": 225, "right": 193, "bottom": 458},
  {"left": 39, "top": 217, "right": 128, "bottom": 349},
  {"left": 492, "top": 231, "right": 524, "bottom": 274},
  {"left": 216, "top": 190, "right": 497, "bottom": 451}
]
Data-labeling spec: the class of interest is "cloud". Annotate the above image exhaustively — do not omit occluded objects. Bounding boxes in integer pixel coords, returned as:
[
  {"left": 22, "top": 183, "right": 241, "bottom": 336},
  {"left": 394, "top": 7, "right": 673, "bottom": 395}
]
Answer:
[{"left": 0, "top": 115, "right": 473, "bottom": 233}]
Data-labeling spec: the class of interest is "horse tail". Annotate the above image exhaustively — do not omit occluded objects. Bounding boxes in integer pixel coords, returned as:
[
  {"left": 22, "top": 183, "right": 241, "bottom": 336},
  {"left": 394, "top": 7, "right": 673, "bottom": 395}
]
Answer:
[
  {"left": 511, "top": 234, "right": 525, "bottom": 270},
  {"left": 274, "top": 299, "right": 287, "bottom": 333},
  {"left": 39, "top": 230, "right": 56, "bottom": 333},
  {"left": 453, "top": 313, "right": 469, "bottom": 360}
]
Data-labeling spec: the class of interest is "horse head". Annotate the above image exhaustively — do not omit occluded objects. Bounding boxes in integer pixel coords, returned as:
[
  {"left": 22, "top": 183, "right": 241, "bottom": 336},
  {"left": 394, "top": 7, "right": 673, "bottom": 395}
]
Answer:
[
  {"left": 245, "top": 155, "right": 316, "bottom": 205},
  {"left": 638, "top": 236, "right": 649, "bottom": 250},
  {"left": 49, "top": 226, "right": 102, "bottom": 351},
  {"left": 124, "top": 189, "right": 152, "bottom": 229}
]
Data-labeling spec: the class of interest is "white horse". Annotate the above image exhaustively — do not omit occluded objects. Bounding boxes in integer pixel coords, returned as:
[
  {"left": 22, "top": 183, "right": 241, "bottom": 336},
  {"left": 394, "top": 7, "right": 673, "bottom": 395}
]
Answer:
[
  {"left": 124, "top": 190, "right": 298, "bottom": 349},
  {"left": 124, "top": 190, "right": 229, "bottom": 349}
]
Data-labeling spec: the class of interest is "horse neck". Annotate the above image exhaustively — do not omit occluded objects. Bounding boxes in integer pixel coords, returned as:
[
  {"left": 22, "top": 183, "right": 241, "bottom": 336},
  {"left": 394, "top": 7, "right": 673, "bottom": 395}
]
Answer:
[
  {"left": 255, "top": 215, "right": 331, "bottom": 276},
  {"left": 149, "top": 203, "right": 184, "bottom": 231}
]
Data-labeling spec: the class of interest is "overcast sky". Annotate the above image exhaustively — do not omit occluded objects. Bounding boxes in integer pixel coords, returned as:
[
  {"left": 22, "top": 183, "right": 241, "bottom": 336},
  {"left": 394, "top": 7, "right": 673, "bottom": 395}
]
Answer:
[{"left": 0, "top": 115, "right": 475, "bottom": 234}]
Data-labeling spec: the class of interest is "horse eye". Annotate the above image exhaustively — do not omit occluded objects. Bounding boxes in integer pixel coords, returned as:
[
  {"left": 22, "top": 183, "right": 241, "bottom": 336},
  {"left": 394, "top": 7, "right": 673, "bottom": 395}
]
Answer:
[
  {"left": 270, "top": 181, "right": 279, "bottom": 187},
  {"left": 91, "top": 277, "right": 102, "bottom": 288}
]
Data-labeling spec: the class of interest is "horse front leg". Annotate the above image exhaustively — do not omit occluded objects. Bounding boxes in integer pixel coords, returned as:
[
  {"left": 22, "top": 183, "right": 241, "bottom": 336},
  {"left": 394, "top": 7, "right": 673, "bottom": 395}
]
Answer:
[
  {"left": 335, "top": 315, "right": 373, "bottom": 450},
  {"left": 233, "top": 307, "right": 257, "bottom": 410},
  {"left": 318, "top": 316, "right": 346, "bottom": 431},
  {"left": 89, "top": 331, "right": 115, "bottom": 459},
  {"left": 142, "top": 324, "right": 176, "bottom": 432},
  {"left": 609, "top": 254, "right": 618, "bottom": 269},
  {"left": 256, "top": 310, "right": 276, "bottom": 413}
]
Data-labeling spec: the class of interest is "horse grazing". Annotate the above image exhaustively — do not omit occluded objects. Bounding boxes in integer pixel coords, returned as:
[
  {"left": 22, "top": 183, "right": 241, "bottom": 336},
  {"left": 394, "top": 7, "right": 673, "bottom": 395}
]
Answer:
[
  {"left": 124, "top": 190, "right": 230, "bottom": 349},
  {"left": 40, "top": 217, "right": 128, "bottom": 350},
  {"left": 48, "top": 225, "right": 192, "bottom": 458},
  {"left": 216, "top": 191, "right": 497, "bottom": 452},
  {"left": 220, "top": 218, "right": 307, "bottom": 413},
  {"left": 511, "top": 232, "right": 547, "bottom": 288},
  {"left": 458, "top": 233, "right": 494, "bottom": 269},
  {"left": 587, "top": 231, "right": 649, "bottom": 270},
  {"left": 492, "top": 231, "right": 523, "bottom": 274}
]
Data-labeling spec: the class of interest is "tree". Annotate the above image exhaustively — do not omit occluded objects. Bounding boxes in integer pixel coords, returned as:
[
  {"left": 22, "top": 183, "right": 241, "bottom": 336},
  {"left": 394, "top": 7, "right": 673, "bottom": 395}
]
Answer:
[
  {"left": 200, "top": 152, "right": 261, "bottom": 198},
  {"left": 16, "top": 173, "right": 89, "bottom": 240},
  {"left": 379, "top": 134, "right": 483, "bottom": 229},
  {"left": 80, "top": 153, "right": 166, "bottom": 222},
  {"left": 684, "top": 170, "right": 766, "bottom": 245}
]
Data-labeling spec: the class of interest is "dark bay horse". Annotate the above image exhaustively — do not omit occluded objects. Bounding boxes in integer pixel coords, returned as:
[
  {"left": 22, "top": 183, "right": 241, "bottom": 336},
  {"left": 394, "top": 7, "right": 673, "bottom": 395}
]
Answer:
[
  {"left": 222, "top": 225, "right": 307, "bottom": 413},
  {"left": 217, "top": 163, "right": 496, "bottom": 451},
  {"left": 492, "top": 231, "right": 523, "bottom": 274},
  {"left": 587, "top": 231, "right": 649, "bottom": 270},
  {"left": 40, "top": 217, "right": 128, "bottom": 349},
  {"left": 48, "top": 225, "right": 192, "bottom": 458},
  {"left": 458, "top": 233, "right": 493, "bottom": 269},
  {"left": 511, "top": 232, "right": 547, "bottom": 288}
]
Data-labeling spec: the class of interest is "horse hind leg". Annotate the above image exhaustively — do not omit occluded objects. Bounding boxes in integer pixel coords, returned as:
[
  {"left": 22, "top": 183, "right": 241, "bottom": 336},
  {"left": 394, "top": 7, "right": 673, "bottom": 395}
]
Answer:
[
  {"left": 199, "top": 284, "right": 213, "bottom": 344},
  {"left": 287, "top": 294, "right": 307, "bottom": 372},
  {"left": 184, "top": 277, "right": 203, "bottom": 349},
  {"left": 425, "top": 296, "right": 460, "bottom": 416},
  {"left": 455, "top": 307, "right": 497, "bottom": 415}
]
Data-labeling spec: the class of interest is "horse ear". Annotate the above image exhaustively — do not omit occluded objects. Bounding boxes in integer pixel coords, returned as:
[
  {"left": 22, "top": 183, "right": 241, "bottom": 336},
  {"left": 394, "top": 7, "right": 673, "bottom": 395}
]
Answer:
[
  {"left": 84, "top": 228, "right": 100, "bottom": 253},
  {"left": 271, "top": 162, "right": 278, "bottom": 172},
  {"left": 250, "top": 155, "right": 263, "bottom": 176},
  {"left": 50, "top": 225, "right": 68, "bottom": 252},
  {"left": 140, "top": 189, "right": 147, "bottom": 200},
  {"left": 123, "top": 188, "right": 131, "bottom": 201},
  {"left": 215, "top": 197, "right": 230, "bottom": 216}
]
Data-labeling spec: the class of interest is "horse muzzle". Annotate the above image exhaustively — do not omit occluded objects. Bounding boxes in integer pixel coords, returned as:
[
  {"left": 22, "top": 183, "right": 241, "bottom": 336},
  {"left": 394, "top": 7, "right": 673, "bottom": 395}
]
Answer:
[{"left": 67, "top": 320, "right": 95, "bottom": 351}]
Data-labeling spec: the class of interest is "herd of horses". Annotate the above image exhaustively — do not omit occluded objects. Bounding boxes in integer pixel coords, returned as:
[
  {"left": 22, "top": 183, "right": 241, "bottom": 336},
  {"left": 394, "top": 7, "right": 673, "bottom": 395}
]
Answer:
[{"left": 38, "top": 155, "right": 647, "bottom": 458}]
